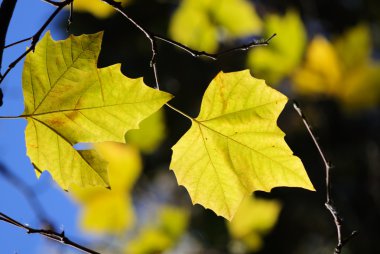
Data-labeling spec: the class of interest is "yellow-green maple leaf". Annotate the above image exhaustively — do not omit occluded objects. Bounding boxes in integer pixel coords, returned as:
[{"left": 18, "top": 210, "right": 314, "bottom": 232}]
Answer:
[
  {"left": 70, "top": 142, "right": 141, "bottom": 234},
  {"left": 22, "top": 32, "right": 172, "bottom": 189},
  {"left": 247, "top": 10, "right": 306, "bottom": 85},
  {"left": 169, "top": 0, "right": 262, "bottom": 53},
  {"left": 170, "top": 70, "right": 314, "bottom": 220}
]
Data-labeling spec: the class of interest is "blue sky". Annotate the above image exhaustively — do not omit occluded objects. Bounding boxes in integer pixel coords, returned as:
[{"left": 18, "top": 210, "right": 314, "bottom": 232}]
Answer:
[{"left": 0, "top": 1, "right": 92, "bottom": 253}]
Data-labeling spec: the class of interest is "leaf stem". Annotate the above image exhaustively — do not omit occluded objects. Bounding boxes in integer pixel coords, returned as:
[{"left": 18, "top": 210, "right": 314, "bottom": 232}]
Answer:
[
  {"left": 0, "top": 115, "right": 21, "bottom": 119},
  {"left": 165, "top": 103, "right": 193, "bottom": 121}
]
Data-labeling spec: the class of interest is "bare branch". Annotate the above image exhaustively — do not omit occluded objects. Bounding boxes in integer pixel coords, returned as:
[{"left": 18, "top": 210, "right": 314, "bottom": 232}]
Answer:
[
  {"left": 0, "top": 0, "right": 73, "bottom": 84},
  {"left": 4, "top": 36, "right": 32, "bottom": 49},
  {"left": 101, "top": 0, "right": 272, "bottom": 90},
  {"left": 153, "top": 33, "right": 276, "bottom": 60},
  {"left": 293, "top": 101, "right": 357, "bottom": 254},
  {"left": 0, "top": 212, "right": 101, "bottom": 254},
  {"left": 0, "top": 0, "right": 18, "bottom": 79}
]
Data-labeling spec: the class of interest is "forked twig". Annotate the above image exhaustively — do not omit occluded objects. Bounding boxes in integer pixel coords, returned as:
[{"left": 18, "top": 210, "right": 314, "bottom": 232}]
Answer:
[
  {"left": 0, "top": 0, "right": 73, "bottom": 84},
  {"left": 0, "top": 0, "right": 18, "bottom": 80},
  {"left": 0, "top": 212, "right": 100, "bottom": 254},
  {"left": 293, "top": 101, "right": 357, "bottom": 254},
  {"left": 101, "top": 0, "right": 273, "bottom": 89}
]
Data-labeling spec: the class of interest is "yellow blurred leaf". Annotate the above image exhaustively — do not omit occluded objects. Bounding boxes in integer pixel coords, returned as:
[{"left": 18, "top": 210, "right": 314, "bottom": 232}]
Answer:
[
  {"left": 292, "top": 24, "right": 380, "bottom": 110},
  {"left": 70, "top": 143, "right": 141, "bottom": 234},
  {"left": 227, "top": 196, "right": 281, "bottom": 252},
  {"left": 125, "top": 109, "right": 167, "bottom": 154},
  {"left": 292, "top": 36, "right": 342, "bottom": 95},
  {"left": 125, "top": 206, "right": 189, "bottom": 254},
  {"left": 247, "top": 10, "right": 306, "bottom": 85},
  {"left": 169, "top": 0, "right": 262, "bottom": 53},
  {"left": 335, "top": 24, "right": 371, "bottom": 71},
  {"left": 72, "top": 0, "right": 130, "bottom": 19}
]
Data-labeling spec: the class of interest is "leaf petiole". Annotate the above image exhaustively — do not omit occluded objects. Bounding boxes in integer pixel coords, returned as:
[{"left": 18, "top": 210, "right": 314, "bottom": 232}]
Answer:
[
  {"left": 165, "top": 103, "right": 194, "bottom": 121},
  {"left": 0, "top": 116, "right": 21, "bottom": 119}
]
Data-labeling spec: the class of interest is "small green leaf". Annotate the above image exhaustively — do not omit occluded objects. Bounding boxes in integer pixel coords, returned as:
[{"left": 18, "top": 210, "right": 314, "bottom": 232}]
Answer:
[
  {"left": 22, "top": 32, "right": 172, "bottom": 189},
  {"left": 170, "top": 70, "right": 314, "bottom": 220}
]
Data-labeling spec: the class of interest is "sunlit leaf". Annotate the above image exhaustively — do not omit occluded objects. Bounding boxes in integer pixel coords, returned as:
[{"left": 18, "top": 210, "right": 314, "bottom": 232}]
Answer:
[
  {"left": 169, "top": 0, "right": 262, "bottom": 53},
  {"left": 22, "top": 32, "right": 172, "bottom": 189},
  {"left": 247, "top": 10, "right": 306, "bottom": 85},
  {"left": 170, "top": 70, "right": 314, "bottom": 220},
  {"left": 227, "top": 196, "right": 281, "bottom": 252},
  {"left": 72, "top": 0, "right": 130, "bottom": 19},
  {"left": 71, "top": 143, "right": 141, "bottom": 234},
  {"left": 125, "top": 109, "right": 167, "bottom": 153},
  {"left": 125, "top": 206, "right": 189, "bottom": 254}
]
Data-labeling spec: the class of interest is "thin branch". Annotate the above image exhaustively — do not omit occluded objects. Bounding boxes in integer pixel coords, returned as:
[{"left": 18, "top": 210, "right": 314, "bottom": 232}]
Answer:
[
  {"left": 101, "top": 0, "right": 272, "bottom": 89},
  {"left": 0, "top": 0, "right": 18, "bottom": 79},
  {"left": 154, "top": 33, "right": 276, "bottom": 60},
  {"left": 4, "top": 36, "right": 32, "bottom": 49},
  {"left": 293, "top": 101, "right": 357, "bottom": 254},
  {"left": 0, "top": 212, "right": 101, "bottom": 254},
  {"left": 66, "top": 1, "right": 73, "bottom": 31},
  {"left": 0, "top": 0, "right": 73, "bottom": 84},
  {"left": 41, "top": 0, "right": 64, "bottom": 7}
]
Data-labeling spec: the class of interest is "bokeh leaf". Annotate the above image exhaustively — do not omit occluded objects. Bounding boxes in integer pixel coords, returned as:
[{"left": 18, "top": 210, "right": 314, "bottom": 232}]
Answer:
[
  {"left": 292, "top": 24, "right": 380, "bottom": 110},
  {"left": 227, "top": 196, "right": 281, "bottom": 252},
  {"left": 124, "top": 206, "right": 189, "bottom": 254},
  {"left": 72, "top": 0, "right": 130, "bottom": 19},
  {"left": 170, "top": 70, "right": 314, "bottom": 220},
  {"left": 22, "top": 32, "right": 172, "bottom": 189},
  {"left": 247, "top": 10, "right": 306, "bottom": 85},
  {"left": 169, "top": 0, "right": 262, "bottom": 53},
  {"left": 71, "top": 142, "right": 141, "bottom": 234},
  {"left": 125, "top": 109, "right": 167, "bottom": 154},
  {"left": 292, "top": 36, "right": 342, "bottom": 95}
]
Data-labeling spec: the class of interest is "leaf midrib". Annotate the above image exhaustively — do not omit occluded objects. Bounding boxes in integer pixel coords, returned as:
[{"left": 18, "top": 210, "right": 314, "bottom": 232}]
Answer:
[
  {"left": 21, "top": 98, "right": 164, "bottom": 118},
  {"left": 32, "top": 38, "right": 98, "bottom": 114}
]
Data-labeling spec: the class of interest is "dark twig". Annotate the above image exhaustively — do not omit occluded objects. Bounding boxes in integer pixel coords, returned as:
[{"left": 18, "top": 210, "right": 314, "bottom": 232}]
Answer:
[
  {"left": 293, "top": 101, "right": 357, "bottom": 254},
  {"left": 41, "top": 0, "right": 63, "bottom": 7},
  {"left": 153, "top": 33, "right": 276, "bottom": 60},
  {"left": 0, "top": 0, "right": 73, "bottom": 84},
  {"left": 0, "top": 164, "right": 54, "bottom": 228},
  {"left": 101, "top": 0, "right": 272, "bottom": 89},
  {"left": 0, "top": 212, "right": 101, "bottom": 254},
  {"left": 66, "top": 1, "right": 73, "bottom": 31},
  {"left": 4, "top": 36, "right": 33, "bottom": 49},
  {"left": 0, "top": 0, "right": 18, "bottom": 79}
]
